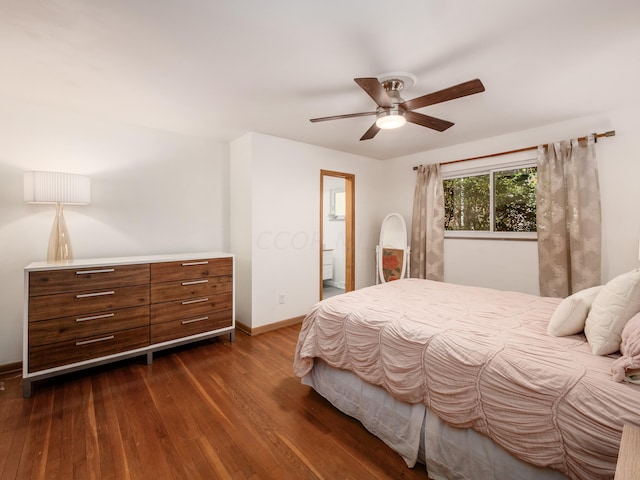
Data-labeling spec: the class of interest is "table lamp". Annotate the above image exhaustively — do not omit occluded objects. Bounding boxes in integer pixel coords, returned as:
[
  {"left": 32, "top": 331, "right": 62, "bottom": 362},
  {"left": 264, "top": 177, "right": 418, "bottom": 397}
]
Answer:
[{"left": 24, "top": 171, "right": 91, "bottom": 262}]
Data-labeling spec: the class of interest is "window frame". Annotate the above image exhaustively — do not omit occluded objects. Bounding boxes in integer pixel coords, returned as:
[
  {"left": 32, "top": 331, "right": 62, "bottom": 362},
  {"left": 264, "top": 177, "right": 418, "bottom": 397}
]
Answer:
[
  {"left": 442, "top": 158, "right": 538, "bottom": 241},
  {"left": 328, "top": 187, "right": 346, "bottom": 221}
]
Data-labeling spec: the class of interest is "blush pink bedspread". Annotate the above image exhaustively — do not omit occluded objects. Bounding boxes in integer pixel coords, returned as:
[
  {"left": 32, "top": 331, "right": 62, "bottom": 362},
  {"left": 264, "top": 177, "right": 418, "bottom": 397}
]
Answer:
[{"left": 294, "top": 279, "right": 640, "bottom": 480}]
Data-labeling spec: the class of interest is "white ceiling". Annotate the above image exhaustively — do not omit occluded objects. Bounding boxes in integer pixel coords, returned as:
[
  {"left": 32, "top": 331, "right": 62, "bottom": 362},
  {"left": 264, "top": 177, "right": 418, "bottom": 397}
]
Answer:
[{"left": 1, "top": 0, "right": 639, "bottom": 160}]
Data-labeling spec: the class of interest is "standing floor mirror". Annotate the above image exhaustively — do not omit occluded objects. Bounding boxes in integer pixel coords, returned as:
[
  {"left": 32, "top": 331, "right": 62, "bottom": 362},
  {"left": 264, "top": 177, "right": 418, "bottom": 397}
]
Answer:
[{"left": 376, "top": 213, "right": 410, "bottom": 284}]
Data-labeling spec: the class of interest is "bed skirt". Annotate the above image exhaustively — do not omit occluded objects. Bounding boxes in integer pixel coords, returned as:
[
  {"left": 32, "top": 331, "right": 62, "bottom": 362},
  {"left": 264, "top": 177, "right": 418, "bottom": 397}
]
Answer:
[{"left": 303, "top": 359, "right": 568, "bottom": 480}]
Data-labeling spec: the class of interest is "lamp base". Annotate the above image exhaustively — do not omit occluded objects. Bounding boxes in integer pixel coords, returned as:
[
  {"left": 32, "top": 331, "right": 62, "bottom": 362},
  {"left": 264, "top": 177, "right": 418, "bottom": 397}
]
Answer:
[{"left": 47, "top": 203, "right": 73, "bottom": 262}]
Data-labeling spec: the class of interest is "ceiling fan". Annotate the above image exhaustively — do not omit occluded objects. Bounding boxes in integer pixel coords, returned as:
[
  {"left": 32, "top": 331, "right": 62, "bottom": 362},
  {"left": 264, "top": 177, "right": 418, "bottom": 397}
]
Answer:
[{"left": 310, "top": 73, "right": 485, "bottom": 141}]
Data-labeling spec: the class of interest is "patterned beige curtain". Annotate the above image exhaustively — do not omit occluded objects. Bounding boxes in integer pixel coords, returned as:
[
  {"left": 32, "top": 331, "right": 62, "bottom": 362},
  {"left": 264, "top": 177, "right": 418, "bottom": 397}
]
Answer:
[
  {"left": 537, "top": 134, "right": 601, "bottom": 297},
  {"left": 410, "top": 164, "right": 444, "bottom": 280}
]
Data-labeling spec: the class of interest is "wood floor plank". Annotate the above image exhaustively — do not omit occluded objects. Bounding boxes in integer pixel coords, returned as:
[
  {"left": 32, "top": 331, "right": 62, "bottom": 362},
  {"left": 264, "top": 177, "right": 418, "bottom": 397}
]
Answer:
[
  {"left": 0, "top": 380, "right": 33, "bottom": 479},
  {"left": 0, "top": 326, "right": 428, "bottom": 479},
  {"left": 16, "top": 389, "right": 54, "bottom": 480},
  {"left": 43, "top": 386, "right": 71, "bottom": 479}
]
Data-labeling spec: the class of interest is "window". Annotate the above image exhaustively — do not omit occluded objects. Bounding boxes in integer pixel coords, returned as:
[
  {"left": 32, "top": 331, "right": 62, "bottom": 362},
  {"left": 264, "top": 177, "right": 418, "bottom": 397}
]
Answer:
[
  {"left": 328, "top": 187, "right": 346, "bottom": 220},
  {"left": 443, "top": 162, "right": 537, "bottom": 239}
]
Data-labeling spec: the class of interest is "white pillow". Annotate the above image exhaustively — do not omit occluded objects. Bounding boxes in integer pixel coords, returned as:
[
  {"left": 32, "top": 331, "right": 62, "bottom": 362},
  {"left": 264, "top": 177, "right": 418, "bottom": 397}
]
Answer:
[
  {"left": 547, "top": 286, "right": 602, "bottom": 336},
  {"left": 584, "top": 269, "right": 640, "bottom": 355}
]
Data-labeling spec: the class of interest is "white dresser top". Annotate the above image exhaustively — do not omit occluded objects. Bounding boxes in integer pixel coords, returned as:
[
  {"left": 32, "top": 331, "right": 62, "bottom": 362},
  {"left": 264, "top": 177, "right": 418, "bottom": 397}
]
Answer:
[{"left": 25, "top": 251, "right": 233, "bottom": 272}]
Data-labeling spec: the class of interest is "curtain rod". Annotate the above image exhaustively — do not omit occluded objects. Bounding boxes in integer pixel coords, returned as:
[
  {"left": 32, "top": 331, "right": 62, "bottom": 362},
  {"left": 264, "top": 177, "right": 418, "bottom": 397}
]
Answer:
[{"left": 412, "top": 130, "right": 616, "bottom": 170}]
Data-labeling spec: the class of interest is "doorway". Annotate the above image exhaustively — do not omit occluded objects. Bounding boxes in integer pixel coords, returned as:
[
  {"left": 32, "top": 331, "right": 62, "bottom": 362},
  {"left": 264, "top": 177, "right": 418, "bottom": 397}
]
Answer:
[{"left": 320, "top": 170, "right": 355, "bottom": 300}]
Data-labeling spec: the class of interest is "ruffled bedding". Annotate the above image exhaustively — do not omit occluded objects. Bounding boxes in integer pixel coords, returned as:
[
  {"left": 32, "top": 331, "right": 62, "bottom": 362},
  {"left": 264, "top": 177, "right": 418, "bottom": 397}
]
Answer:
[{"left": 294, "top": 278, "right": 640, "bottom": 479}]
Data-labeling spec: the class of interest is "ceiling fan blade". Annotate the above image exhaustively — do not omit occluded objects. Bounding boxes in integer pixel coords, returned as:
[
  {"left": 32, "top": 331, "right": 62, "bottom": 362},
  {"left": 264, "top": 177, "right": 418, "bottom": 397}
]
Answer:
[
  {"left": 360, "top": 123, "right": 380, "bottom": 141},
  {"left": 405, "top": 111, "right": 454, "bottom": 132},
  {"left": 400, "top": 79, "right": 485, "bottom": 111},
  {"left": 310, "top": 111, "right": 376, "bottom": 123},
  {"left": 354, "top": 78, "right": 393, "bottom": 108}
]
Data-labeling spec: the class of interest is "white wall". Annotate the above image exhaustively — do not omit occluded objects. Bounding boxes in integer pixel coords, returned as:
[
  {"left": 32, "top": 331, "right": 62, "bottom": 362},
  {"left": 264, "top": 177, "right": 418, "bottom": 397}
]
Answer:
[
  {"left": 0, "top": 97, "right": 229, "bottom": 365},
  {"left": 230, "top": 132, "right": 383, "bottom": 330},
  {"left": 381, "top": 106, "right": 640, "bottom": 295},
  {"left": 229, "top": 133, "right": 253, "bottom": 328}
]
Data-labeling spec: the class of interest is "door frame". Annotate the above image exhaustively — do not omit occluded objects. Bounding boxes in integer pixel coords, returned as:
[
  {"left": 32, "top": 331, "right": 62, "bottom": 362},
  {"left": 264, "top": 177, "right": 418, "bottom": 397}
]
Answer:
[{"left": 320, "top": 170, "right": 355, "bottom": 300}]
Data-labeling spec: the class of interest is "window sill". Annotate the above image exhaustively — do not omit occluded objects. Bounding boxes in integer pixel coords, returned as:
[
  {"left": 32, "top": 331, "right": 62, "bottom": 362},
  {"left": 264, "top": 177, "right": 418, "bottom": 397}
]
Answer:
[{"left": 445, "top": 231, "right": 537, "bottom": 241}]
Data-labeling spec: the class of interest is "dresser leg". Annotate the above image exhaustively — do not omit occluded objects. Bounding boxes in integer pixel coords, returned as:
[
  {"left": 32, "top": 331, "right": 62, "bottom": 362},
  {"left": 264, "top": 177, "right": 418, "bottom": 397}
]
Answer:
[
  {"left": 230, "top": 330, "right": 235, "bottom": 342},
  {"left": 146, "top": 352, "right": 153, "bottom": 365},
  {"left": 23, "top": 379, "right": 32, "bottom": 398}
]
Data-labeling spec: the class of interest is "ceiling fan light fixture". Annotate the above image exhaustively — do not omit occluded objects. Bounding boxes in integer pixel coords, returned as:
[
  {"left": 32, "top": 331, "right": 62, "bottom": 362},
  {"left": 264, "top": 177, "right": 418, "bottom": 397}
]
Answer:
[{"left": 376, "top": 109, "right": 406, "bottom": 130}]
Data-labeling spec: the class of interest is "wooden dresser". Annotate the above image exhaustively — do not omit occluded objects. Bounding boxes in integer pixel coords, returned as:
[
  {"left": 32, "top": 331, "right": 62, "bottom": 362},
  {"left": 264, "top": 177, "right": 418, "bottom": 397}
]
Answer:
[{"left": 23, "top": 252, "right": 234, "bottom": 396}]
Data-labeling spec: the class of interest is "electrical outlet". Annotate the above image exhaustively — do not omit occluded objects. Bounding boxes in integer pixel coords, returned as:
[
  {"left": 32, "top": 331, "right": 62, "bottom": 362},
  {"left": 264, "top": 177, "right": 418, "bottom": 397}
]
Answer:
[{"left": 279, "top": 294, "right": 285, "bottom": 304}]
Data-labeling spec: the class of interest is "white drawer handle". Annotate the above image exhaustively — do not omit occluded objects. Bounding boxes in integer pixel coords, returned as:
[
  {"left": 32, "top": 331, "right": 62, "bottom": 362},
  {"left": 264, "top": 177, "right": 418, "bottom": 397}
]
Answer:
[
  {"left": 181, "top": 279, "right": 208, "bottom": 286},
  {"left": 181, "top": 261, "right": 208, "bottom": 266},
  {"left": 181, "top": 297, "right": 209, "bottom": 305},
  {"left": 181, "top": 316, "right": 208, "bottom": 325},
  {"left": 76, "top": 313, "right": 115, "bottom": 323},
  {"left": 76, "top": 335, "right": 115, "bottom": 346},
  {"left": 76, "top": 269, "right": 115, "bottom": 275},
  {"left": 76, "top": 291, "right": 115, "bottom": 299}
]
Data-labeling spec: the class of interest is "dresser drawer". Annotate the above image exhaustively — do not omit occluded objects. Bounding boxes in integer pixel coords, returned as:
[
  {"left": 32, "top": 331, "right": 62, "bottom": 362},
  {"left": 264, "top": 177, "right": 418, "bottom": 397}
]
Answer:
[
  {"left": 150, "top": 310, "right": 232, "bottom": 344},
  {"left": 150, "top": 275, "right": 232, "bottom": 303},
  {"left": 29, "top": 285, "right": 150, "bottom": 322},
  {"left": 150, "top": 257, "right": 232, "bottom": 283},
  {"left": 29, "top": 305, "right": 149, "bottom": 347},
  {"left": 28, "top": 326, "right": 149, "bottom": 372},
  {"left": 150, "top": 293, "right": 232, "bottom": 325},
  {"left": 29, "top": 264, "right": 150, "bottom": 297}
]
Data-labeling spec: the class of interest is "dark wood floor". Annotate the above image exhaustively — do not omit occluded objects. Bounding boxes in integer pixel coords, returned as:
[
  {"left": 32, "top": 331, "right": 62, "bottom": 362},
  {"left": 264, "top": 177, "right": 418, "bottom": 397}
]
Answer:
[{"left": 0, "top": 325, "right": 427, "bottom": 479}]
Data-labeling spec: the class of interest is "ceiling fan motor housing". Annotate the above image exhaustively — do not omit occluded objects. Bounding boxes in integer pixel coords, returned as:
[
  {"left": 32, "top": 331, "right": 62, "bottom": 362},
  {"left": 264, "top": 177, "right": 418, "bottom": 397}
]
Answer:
[
  {"left": 381, "top": 79, "right": 405, "bottom": 105},
  {"left": 375, "top": 79, "right": 407, "bottom": 129}
]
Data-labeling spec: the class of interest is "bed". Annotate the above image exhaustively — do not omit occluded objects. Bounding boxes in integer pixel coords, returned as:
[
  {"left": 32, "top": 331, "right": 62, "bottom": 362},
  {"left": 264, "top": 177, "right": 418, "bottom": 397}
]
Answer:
[{"left": 293, "top": 277, "right": 640, "bottom": 480}]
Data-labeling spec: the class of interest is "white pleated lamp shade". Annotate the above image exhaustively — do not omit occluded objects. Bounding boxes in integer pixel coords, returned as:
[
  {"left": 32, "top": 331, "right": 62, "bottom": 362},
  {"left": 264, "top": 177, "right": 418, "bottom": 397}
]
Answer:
[{"left": 24, "top": 171, "right": 91, "bottom": 205}]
